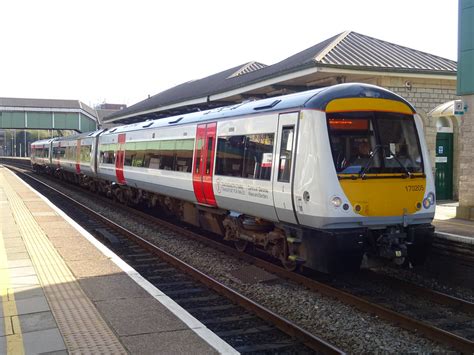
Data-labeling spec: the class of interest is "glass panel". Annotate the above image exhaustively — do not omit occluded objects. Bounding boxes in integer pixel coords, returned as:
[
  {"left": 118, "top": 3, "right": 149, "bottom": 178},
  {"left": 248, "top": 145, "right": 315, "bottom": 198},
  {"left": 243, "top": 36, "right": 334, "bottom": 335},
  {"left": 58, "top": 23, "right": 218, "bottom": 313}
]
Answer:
[
  {"left": 216, "top": 135, "right": 245, "bottom": 177},
  {"left": 243, "top": 133, "right": 274, "bottom": 180},
  {"left": 195, "top": 137, "right": 203, "bottom": 174},
  {"left": 175, "top": 139, "right": 193, "bottom": 172},
  {"left": 216, "top": 133, "right": 273, "bottom": 180},
  {"left": 376, "top": 113, "right": 423, "bottom": 173},
  {"left": 278, "top": 127, "right": 294, "bottom": 182},
  {"left": 206, "top": 137, "right": 213, "bottom": 174},
  {"left": 327, "top": 112, "right": 423, "bottom": 175},
  {"left": 124, "top": 142, "right": 135, "bottom": 166}
]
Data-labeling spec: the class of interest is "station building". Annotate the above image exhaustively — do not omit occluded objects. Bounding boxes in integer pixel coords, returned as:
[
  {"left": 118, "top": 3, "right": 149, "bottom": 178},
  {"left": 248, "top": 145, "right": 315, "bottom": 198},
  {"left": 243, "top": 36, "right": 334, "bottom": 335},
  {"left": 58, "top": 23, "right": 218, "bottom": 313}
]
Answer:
[{"left": 105, "top": 31, "right": 458, "bottom": 200}]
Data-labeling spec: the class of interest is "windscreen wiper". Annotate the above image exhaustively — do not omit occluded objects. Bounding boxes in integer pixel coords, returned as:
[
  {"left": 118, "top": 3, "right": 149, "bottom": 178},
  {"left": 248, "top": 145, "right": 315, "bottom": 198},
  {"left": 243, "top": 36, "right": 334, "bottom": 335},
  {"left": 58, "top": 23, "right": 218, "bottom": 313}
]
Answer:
[
  {"left": 359, "top": 144, "right": 385, "bottom": 179},
  {"left": 386, "top": 148, "right": 413, "bottom": 179}
]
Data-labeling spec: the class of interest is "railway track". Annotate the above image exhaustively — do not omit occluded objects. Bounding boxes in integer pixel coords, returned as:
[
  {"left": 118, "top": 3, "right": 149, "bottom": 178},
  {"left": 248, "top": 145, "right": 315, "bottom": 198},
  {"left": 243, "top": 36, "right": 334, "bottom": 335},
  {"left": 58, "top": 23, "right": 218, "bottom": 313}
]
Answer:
[
  {"left": 5, "top": 163, "right": 341, "bottom": 354},
  {"left": 4, "top": 159, "right": 474, "bottom": 352}
]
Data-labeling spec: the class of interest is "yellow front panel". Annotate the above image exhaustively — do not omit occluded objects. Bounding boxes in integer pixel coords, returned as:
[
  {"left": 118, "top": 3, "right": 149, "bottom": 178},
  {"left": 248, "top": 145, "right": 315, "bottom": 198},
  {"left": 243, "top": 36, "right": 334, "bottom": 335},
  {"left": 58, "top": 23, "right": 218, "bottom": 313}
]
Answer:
[
  {"left": 326, "top": 98, "right": 414, "bottom": 115},
  {"left": 339, "top": 175, "right": 426, "bottom": 216}
]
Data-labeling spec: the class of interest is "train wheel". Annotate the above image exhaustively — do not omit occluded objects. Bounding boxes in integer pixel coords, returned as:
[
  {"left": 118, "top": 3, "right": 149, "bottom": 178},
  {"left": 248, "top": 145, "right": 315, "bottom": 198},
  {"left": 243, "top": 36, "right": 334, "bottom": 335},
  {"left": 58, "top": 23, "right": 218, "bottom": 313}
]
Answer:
[
  {"left": 280, "top": 258, "right": 297, "bottom": 271},
  {"left": 234, "top": 239, "right": 248, "bottom": 252}
]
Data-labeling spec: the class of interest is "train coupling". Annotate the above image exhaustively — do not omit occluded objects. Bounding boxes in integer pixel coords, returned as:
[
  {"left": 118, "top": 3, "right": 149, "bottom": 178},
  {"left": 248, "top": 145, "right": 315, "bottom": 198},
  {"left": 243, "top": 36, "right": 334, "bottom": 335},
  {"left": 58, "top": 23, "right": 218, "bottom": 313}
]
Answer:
[{"left": 376, "top": 226, "right": 408, "bottom": 265}]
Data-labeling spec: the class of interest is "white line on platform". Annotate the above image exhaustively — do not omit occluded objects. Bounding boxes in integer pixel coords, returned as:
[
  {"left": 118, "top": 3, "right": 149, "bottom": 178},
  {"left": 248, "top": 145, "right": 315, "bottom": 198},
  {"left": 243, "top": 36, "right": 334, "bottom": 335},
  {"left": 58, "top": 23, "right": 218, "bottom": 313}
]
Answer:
[
  {"left": 14, "top": 172, "right": 239, "bottom": 355},
  {"left": 435, "top": 231, "right": 474, "bottom": 245}
]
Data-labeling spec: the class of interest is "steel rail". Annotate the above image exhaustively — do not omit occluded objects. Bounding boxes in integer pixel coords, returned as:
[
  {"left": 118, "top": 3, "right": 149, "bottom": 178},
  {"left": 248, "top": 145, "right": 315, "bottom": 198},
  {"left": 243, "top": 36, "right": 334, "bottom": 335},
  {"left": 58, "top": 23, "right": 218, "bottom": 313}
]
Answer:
[
  {"left": 89, "top": 186, "right": 474, "bottom": 353},
  {"left": 9, "top": 166, "right": 344, "bottom": 355},
  {"left": 5, "top": 161, "right": 474, "bottom": 353}
]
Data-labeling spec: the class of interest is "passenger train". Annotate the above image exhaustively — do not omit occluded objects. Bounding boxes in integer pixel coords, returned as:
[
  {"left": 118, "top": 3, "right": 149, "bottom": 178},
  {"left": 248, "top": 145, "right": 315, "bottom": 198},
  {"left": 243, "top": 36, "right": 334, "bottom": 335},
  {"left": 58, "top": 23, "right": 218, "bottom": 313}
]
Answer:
[{"left": 31, "top": 83, "right": 435, "bottom": 273}]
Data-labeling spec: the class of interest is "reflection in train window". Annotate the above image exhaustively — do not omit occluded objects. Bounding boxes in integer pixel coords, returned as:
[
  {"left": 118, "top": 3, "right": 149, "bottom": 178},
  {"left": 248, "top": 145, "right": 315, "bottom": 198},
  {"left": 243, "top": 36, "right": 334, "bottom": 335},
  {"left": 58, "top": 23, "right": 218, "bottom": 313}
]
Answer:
[{"left": 216, "top": 133, "right": 274, "bottom": 180}]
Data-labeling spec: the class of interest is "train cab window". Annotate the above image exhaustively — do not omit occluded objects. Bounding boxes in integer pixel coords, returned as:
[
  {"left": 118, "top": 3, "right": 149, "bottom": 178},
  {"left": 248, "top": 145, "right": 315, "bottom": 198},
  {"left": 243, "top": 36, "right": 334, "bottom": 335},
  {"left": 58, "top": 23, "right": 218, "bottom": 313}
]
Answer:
[
  {"left": 278, "top": 126, "right": 294, "bottom": 182},
  {"left": 327, "top": 112, "right": 423, "bottom": 175}
]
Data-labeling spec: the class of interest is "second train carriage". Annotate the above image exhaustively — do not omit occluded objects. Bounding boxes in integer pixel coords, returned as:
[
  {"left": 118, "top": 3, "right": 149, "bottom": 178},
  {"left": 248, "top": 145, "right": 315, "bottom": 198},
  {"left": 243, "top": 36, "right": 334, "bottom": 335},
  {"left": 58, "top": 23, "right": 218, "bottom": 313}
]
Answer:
[
  {"left": 31, "top": 138, "right": 55, "bottom": 171},
  {"left": 31, "top": 83, "right": 436, "bottom": 273}
]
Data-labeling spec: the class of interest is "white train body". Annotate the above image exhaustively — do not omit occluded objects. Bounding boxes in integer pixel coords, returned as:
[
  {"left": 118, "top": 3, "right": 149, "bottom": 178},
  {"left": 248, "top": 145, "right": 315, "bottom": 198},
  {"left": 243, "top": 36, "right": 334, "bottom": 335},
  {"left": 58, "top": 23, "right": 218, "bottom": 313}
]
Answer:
[{"left": 31, "top": 83, "right": 436, "bottom": 272}]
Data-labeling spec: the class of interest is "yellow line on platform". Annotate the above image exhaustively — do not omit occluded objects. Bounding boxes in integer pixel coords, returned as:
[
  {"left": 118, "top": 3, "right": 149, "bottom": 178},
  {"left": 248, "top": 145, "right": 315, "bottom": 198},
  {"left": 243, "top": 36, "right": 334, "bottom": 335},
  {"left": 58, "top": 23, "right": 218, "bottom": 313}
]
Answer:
[{"left": 0, "top": 225, "right": 25, "bottom": 355}]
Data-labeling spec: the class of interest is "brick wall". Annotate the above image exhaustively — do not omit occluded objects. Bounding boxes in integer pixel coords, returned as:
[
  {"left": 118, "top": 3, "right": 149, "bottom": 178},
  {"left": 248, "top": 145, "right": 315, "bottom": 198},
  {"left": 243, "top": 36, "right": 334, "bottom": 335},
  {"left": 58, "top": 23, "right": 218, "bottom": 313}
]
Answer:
[
  {"left": 457, "top": 94, "right": 474, "bottom": 219},
  {"left": 378, "top": 77, "right": 459, "bottom": 198}
]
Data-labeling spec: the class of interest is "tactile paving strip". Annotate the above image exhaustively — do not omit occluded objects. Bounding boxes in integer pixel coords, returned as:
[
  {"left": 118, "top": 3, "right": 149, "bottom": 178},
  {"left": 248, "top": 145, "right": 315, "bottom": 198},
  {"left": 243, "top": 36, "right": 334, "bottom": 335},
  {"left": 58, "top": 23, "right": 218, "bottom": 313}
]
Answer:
[{"left": 1, "top": 170, "right": 127, "bottom": 354}]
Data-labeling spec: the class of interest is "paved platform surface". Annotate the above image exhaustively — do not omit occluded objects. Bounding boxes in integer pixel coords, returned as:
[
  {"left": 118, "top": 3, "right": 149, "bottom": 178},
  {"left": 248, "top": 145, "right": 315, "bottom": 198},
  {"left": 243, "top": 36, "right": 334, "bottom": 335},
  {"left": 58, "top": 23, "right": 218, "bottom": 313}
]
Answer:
[
  {"left": 0, "top": 166, "right": 236, "bottom": 354},
  {"left": 434, "top": 201, "right": 474, "bottom": 244}
]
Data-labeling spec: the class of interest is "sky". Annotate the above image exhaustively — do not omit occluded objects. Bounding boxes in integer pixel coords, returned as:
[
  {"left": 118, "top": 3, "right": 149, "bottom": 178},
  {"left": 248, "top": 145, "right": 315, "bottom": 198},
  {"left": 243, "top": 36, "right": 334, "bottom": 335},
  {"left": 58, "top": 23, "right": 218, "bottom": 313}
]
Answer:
[{"left": 0, "top": 0, "right": 458, "bottom": 108}]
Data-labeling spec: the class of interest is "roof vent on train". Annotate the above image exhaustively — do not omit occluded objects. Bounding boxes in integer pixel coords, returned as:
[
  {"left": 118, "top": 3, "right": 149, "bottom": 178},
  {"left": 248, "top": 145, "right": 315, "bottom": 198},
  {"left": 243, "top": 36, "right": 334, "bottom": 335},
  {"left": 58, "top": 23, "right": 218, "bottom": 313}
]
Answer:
[
  {"left": 169, "top": 117, "right": 183, "bottom": 124},
  {"left": 253, "top": 99, "right": 281, "bottom": 110}
]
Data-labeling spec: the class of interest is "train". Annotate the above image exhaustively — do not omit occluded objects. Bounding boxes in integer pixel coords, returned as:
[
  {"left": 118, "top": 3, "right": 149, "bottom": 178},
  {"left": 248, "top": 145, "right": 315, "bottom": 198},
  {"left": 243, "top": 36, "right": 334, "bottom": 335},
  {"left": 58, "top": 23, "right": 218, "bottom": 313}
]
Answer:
[{"left": 30, "top": 83, "right": 436, "bottom": 273}]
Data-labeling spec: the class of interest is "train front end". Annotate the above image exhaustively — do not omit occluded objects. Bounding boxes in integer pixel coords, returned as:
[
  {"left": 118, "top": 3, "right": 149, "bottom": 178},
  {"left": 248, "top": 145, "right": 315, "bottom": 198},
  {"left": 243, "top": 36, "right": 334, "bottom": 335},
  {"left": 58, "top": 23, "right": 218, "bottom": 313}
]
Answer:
[{"left": 297, "top": 84, "right": 435, "bottom": 272}]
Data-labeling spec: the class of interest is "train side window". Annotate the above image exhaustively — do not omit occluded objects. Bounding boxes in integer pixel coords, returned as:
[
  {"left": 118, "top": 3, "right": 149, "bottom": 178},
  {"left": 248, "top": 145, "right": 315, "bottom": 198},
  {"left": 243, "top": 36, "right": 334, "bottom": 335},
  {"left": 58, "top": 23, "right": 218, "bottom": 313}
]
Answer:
[
  {"left": 175, "top": 139, "right": 193, "bottom": 173},
  {"left": 159, "top": 140, "right": 176, "bottom": 170},
  {"left": 242, "top": 133, "right": 274, "bottom": 180},
  {"left": 124, "top": 142, "right": 135, "bottom": 166},
  {"left": 132, "top": 142, "right": 146, "bottom": 167},
  {"left": 216, "top": 135, "right": 245, "bottom": 177},
  {"left": 278, "top": 126, "right": 294, "bottom": 182},
  {"left": 216, "top": 134, "right": 273, "bottom": 180},
  {"left": 99, "top": 144, "right": 116, "bottom": 164},
  {"left": 80, "top": 145, "right": 91, "bottom": 162}
]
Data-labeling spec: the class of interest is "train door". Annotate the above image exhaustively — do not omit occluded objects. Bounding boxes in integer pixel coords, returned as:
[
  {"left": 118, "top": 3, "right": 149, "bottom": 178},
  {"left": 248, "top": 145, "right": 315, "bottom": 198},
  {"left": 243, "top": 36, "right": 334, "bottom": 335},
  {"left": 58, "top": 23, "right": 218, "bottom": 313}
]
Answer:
[
  {"left": 115, "top": 133, "right": 126, "bottom": 185},
  {"left": 273, "top": 112, "right": 299, "bottom": 224},
  {"left": 192, "top": 122, "right": 217, "bottom": 206}
]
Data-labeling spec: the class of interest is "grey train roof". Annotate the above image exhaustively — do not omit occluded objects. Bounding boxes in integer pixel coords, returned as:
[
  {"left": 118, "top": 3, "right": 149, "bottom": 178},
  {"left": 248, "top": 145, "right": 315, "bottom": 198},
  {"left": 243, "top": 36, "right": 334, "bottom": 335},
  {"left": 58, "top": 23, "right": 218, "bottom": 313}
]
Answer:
[{"left": 102, "top": 83, "right": 415, "bottom": 136}]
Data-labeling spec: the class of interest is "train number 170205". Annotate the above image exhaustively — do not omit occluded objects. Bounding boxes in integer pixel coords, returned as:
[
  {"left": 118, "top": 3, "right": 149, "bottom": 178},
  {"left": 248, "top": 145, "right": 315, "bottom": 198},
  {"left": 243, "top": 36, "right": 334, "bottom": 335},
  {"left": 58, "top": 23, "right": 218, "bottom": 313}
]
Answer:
[{"left": 405, "top": 185, "right": 424, "bottom": 192}]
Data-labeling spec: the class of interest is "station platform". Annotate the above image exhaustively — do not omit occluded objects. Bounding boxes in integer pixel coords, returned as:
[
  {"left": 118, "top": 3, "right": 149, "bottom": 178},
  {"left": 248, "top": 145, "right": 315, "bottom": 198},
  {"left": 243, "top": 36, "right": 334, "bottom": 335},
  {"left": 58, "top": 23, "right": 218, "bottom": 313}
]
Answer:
[
  {"left": 0, "top": 166, "right": 236, "bottom": 354},
  {"left": 433, "top": 201, "right": 474, "bottom": 245}
]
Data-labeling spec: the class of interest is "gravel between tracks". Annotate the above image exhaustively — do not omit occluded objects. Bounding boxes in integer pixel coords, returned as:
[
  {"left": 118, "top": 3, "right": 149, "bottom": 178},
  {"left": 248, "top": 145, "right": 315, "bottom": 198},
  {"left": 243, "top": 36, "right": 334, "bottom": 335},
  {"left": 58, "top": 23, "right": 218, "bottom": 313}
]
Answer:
[
  {"left": 36, "top": 177, "right": 456, "bottom": 353},
  {"left": 376, "top": 266, "right": 474, "bottom": 303}
]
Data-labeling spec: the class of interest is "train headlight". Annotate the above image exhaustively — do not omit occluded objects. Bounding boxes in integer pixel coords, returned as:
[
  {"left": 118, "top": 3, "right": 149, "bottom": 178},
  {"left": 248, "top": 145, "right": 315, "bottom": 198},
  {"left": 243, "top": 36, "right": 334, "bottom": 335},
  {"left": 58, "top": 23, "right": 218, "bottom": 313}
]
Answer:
[
  {"left": 331, "top": 197, "right": 342, "bottom": 208},
  {"left": 422, "top": 192, "right": 435, "bottom": 209}
]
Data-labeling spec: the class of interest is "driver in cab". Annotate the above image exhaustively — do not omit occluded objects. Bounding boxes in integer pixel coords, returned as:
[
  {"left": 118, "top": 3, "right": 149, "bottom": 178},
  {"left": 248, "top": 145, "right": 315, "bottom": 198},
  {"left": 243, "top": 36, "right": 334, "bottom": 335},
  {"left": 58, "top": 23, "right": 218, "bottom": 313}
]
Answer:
[{"left": 341, "top": 141, "right": 371, "bottom": 174}]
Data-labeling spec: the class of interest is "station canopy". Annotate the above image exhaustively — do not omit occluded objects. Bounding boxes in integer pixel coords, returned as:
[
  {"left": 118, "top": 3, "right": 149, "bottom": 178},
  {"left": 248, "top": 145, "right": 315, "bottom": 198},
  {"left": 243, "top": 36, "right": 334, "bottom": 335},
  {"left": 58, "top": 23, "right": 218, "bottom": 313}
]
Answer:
[{"left": 104, "top": 31, "right": 457, "bottom": 125}]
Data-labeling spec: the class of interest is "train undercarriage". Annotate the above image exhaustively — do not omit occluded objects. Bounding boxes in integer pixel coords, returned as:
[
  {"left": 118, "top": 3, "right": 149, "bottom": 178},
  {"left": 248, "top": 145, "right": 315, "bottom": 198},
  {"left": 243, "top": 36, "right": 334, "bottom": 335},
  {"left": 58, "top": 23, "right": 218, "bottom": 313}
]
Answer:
[{"left": 34, "top": 165, "right": 434, "bottom": 273}]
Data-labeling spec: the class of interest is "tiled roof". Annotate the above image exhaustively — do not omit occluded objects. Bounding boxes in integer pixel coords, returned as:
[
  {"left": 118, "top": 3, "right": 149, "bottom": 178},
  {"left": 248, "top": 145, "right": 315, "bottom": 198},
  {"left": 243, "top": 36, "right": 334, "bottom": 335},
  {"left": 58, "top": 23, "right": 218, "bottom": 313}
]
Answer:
[
  {"left": 320, "top": 31, "right": 457, "bottom": 72},
  {"left": 227, "top": 61, "right": 268, "bottom": 78},
  {"left": 106, "top": 31, "right": 456, "bottom": 122}
]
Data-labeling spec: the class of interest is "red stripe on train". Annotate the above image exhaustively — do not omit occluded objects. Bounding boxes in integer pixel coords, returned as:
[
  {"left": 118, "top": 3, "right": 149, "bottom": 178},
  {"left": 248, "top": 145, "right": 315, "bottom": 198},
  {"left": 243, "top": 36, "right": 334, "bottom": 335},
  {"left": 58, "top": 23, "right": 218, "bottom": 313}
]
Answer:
[{"left": 115, "top": 133, "right": 126, "bottom": 185}]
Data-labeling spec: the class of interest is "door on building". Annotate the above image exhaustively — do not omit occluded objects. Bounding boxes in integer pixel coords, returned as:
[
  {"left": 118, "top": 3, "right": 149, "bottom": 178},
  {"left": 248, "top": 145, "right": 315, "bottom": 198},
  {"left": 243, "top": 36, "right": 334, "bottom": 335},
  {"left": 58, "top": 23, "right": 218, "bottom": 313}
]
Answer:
[
  {"left": 435, "top": 132, "right": 453, "bottom": 200},
  {"left": 192, "top": 122, "right": 217, "bottom": 206}
]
